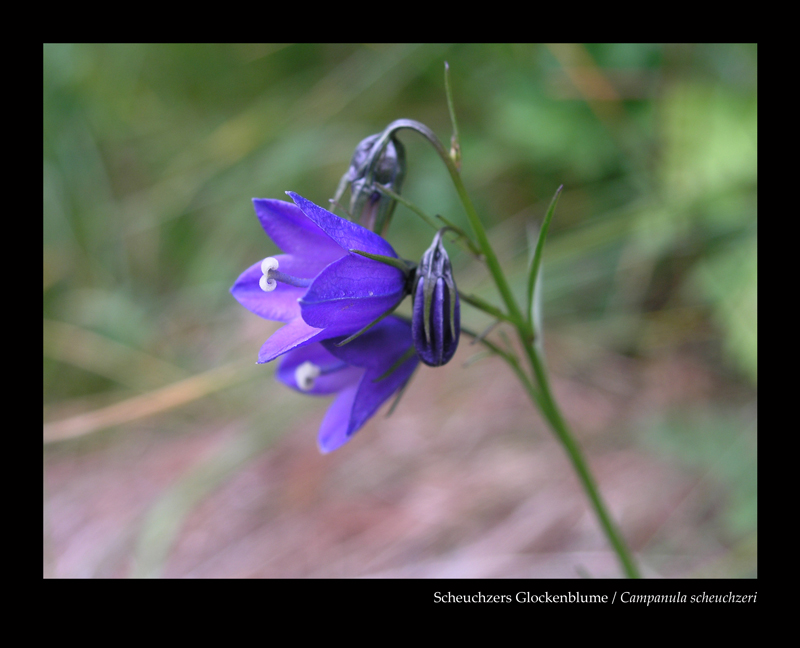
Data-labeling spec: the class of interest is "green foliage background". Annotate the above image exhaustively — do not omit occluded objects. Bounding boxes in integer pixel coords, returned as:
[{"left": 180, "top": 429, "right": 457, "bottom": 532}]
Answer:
[{"left": 44, "top": 44, "right": 756, "bottom": 577}]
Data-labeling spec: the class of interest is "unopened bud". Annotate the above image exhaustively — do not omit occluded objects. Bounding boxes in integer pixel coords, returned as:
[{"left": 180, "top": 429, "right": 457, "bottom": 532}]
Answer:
[
  {"left": 334, "top": 133, "right": 405, "bottom": 234},
  {"left": 412, "top": 230, "right": 460, "bottom": 366}
]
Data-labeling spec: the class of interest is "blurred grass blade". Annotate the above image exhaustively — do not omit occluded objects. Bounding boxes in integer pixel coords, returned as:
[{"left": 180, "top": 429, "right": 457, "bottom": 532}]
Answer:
[
  {"left": 43, "top": 360, "right": 255, "bottom": 443},
  {"left": 526, "top": 185, "right": 563, "bottom": 332},
  {"left": 132, "top": 411, "right": 294, "bottom": 578},
  {"left": 531, "top": 270, "right": 544, "bottom": 351},
  {"left": 43, "top": 319, "right": 190, "bottom": 390}
]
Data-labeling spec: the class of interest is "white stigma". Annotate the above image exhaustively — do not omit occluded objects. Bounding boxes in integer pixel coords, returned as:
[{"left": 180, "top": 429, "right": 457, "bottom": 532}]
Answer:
[
  {"left": 295, "top": 361, "right": 321, "bottom": 391},
  {"left": 259, "top": 257, "right": 279, "bottom": 292}
]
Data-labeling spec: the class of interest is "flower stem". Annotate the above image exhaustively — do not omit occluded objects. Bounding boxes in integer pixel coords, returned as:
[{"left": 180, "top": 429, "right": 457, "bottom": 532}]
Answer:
[
  {"left": 458, "top": 291, "right": 519, "bottom": 328},
  {"left": 385, "top": 113, "right": 640, "bottom": 576},
  {"left": 375, "top": 185, "right": 481, "bottom": 258},
  {"left": 435, "top": 132, "right": 640, "bottom": 578},
  {"left": 524, "top": 341, "right": 641, "bottom": 578},
  {"left": 438, "top": 146, "right": 536, "bottom": 344}
]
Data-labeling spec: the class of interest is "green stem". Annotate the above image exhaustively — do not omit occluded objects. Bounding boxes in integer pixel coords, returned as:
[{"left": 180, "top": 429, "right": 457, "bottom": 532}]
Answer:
[
  {"left": 375, "top": 185, "right": 481, "bottom": 258},
  {"left": 375, "top": 184, "right": 440, "bottom": 231},
  {"left": 393, "top": 116, "right": 640, "bottom": 578},
  {"left": 461, "top": 326, "right": 545, "bottom": 410},
  {"left": 458, "top": 291, "right": 519, "bottom": 328},
  {"left": 525, "top": 342, "right": 641, "bottom": 578},
  {"left": 367, "top": 121, "right": 522, "bottom": 335},
  {"left": 455, "top": 172, "right": 638, "bottom": 580},
  {"left": 447, "top": 164, "right": 532, "bottom": 341},
  {"left": 462, "top": 288, "right": 640, "bottom": 577}
]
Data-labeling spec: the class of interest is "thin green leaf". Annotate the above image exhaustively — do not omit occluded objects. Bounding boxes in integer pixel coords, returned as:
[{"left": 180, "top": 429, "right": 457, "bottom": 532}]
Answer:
[{"left": 526, "top": 185, "right": 563, "bottom": 332}]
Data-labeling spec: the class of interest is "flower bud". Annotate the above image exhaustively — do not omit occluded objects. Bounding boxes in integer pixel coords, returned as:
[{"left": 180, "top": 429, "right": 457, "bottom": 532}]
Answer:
[
  {"left": 412, "top": 230, "right": 460, "bottom": 366},
  {"left": 334, "top": 133, "right": 405, "bottom": 234}
]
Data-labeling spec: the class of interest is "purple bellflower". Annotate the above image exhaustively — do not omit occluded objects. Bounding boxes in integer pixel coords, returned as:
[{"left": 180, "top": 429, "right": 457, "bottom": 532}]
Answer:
[
  {"left": 230, "top": 192, "right": 410, "bottom": 364},
  {"left": 276, "top": 317, "right": 418, "bottom": 452}
]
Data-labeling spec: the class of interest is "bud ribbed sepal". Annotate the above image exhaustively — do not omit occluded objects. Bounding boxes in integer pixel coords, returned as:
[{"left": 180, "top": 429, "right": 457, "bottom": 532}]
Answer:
[
  {"left": 334, "top": 133, "right": 406, "bottom": 234},
  {"left": 412, "top": 230, "right": 460, "bottom": 366}
]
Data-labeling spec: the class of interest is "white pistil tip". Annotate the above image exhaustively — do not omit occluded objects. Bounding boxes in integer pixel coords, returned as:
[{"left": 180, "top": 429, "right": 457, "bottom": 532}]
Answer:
[
  {"left": 295, "top": 361, "right": 321, "bottom": 392},
  {"left": 259, "top": 257, "right": 279, "bottom": 292},
  {"left": 261, "top": 257, "right": 279, "bottom": 274}
]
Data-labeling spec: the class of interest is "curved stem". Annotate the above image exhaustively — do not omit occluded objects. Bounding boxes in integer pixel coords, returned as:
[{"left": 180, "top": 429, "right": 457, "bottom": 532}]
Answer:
[
  {"left": 369, "top": 119, "right": 529, "bottom": 335},
  {"left": 375, "top": 184, "right": 481, "bottom": 258},
  {"left": 461, "top": 326, "right": 544, "bottom": 410},
  {"left": 458, "top": 291, "right": 519, "bottom": 328},
  {"left": 445, "top": 161, "right": 533, "bottom": 341}
]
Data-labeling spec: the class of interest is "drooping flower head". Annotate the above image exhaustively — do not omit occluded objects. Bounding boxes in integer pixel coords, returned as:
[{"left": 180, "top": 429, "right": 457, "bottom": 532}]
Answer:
[
  {"left": 277, "top": 317, "right": 418, "bottom": 452},
  {"left": 230, "top": 193, "right": 411, "bottom": 364},
  {"left": 332, "top": 133, "right": 405, "bottom": 234}
]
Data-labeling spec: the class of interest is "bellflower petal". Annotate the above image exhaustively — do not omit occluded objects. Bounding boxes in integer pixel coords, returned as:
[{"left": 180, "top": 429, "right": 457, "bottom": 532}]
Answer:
[
  {"left": 257, "top": 317, "right": 325, "bottom": 364},
  {"left": 252, "top": 198, "right": 344, "bottom": 266},
  {"left": 317, "top": 385, "right": 360, "bottom": 453},
  {"left": 287, "top": 192, "right": 397, "bottom": 258},
  {"left": 300, "top": 254, "right": 407, "bottom": 330},
  {"left": 276, "top": 343, "right": 362, "bottom": 395},
  {"left": 346, "top": 353, "right": 417, "bottom": 439},
  {"left": 323, "top": 317, "right": 418, "bottom": 443},
  {"left": 275, "top": 317, "right": 418, "bottom": 453},
  {"left": 231, "top": 194, "right": 411, "bottom": 365},
  {"left": 323, "top": 316, "right": 414, "bottom": 370},
  {"left": 231, "top": 199, "right": 345, "bottom": 325}
]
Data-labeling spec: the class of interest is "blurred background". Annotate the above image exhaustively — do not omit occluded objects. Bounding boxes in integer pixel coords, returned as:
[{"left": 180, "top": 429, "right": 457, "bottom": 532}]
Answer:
[{"left": 44, "top": 43, "right": 757, "bottom": 578}]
